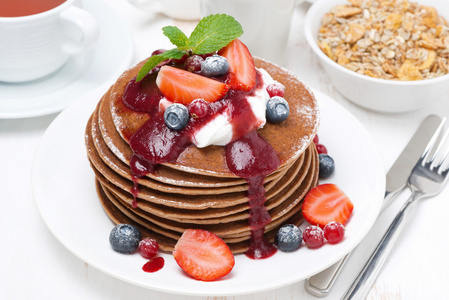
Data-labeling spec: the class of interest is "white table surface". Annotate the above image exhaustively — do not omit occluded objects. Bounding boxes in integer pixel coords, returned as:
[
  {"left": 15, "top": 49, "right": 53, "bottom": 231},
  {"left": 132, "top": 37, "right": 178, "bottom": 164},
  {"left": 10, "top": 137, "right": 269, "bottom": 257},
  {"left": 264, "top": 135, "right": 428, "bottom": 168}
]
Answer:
[{"left": 1, "top": 1, "right": 449, "bottom": 299}]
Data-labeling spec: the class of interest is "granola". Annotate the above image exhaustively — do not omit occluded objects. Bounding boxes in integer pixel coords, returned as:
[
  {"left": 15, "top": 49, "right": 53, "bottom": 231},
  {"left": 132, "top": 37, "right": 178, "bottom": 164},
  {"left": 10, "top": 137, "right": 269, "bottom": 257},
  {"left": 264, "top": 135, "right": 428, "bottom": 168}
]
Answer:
[{"left": 317, "top": 0, "right": 449, "bottom": 80}]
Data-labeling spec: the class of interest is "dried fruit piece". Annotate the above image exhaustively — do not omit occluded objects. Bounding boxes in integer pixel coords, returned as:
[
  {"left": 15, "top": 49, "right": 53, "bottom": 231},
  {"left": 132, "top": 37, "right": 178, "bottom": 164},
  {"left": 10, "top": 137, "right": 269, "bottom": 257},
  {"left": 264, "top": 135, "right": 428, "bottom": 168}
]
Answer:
[
  {"left": 385, "top": 14, "right": 403, "bottom": 30},
  {"left": 420, "top": 6, "right": 438, "bottom": 28},
  {"left": 347, "top": 23, "right": 366, "bottom": 44},
  {"left": 398, "top": 61, "right": 423, "bottom": 81},
  {"left": 417, "top": 50, "right": 437, "bottom": 70},
  {"left": 333, "top": 5, "right": 362, "bottom": 18},
  {"left": 318, "top": 41, "right": 334, "bottom": 60},
  {"left": 382, "top": 61, "right": 398, "bottom": 77}
]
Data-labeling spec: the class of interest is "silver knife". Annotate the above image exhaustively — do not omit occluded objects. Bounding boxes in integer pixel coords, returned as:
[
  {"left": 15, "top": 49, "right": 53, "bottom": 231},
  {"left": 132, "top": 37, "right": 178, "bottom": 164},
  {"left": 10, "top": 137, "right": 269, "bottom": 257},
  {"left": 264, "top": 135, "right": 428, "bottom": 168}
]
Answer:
[{"left": 304, "top": 114, "right": 443, "bottom": 297}]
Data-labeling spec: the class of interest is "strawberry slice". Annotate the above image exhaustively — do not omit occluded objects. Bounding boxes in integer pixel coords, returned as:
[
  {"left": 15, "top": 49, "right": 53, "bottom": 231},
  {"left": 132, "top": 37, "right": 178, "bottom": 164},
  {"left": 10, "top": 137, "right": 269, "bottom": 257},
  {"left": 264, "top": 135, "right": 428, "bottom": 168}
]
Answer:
[
  {"left": 302, "top": 184, "right": 354, "bottom": 228},
  {"left": 219, "top": 39, "right": 256, "bottom": 91},
  {"left": 156, "top": 66, "right": 229, "bottom": 104},
  {"left": 173, "top": 229, "right": 235, "bottom": 281}
]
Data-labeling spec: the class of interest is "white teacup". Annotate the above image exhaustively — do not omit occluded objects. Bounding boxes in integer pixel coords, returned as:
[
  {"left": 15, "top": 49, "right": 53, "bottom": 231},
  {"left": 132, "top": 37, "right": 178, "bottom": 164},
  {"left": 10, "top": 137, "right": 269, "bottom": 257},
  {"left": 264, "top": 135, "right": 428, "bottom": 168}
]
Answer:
[
  {"left": 0, "top": 0, "right": 99, "bottom": 83},
  {"left": 201, "top": 0, "right": 299, "bottom": 66},
  {"left": 127, "top": 0, "right": 201, "bottom": 20}
]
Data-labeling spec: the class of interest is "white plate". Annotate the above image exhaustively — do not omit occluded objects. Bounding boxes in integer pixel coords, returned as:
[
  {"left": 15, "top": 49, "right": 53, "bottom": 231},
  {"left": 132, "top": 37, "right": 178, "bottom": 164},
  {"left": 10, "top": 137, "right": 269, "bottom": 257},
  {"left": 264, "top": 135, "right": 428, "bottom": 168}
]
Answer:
[
  {"left": 32, "top": 86, "right": 385, "bottom": 296},
  {"left": 0, "top": 0, "right": 133, "bottom": 119}
]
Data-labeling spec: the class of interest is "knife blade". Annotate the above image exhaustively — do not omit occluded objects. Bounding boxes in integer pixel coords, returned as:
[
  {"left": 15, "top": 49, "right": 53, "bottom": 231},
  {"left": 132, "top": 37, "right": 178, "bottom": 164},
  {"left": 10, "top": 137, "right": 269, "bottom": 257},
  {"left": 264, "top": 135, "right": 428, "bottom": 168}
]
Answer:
[{"left": 304, "top": 114, "right": 443, "bottom": 297}]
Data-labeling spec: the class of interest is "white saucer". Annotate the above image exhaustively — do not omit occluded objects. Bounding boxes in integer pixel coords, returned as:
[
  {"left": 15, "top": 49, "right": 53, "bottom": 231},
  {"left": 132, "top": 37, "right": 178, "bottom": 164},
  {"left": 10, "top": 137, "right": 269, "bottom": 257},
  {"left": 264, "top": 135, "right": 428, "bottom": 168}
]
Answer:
[{"left": 0, "top": 0, "right": 134, "bottom": 119}]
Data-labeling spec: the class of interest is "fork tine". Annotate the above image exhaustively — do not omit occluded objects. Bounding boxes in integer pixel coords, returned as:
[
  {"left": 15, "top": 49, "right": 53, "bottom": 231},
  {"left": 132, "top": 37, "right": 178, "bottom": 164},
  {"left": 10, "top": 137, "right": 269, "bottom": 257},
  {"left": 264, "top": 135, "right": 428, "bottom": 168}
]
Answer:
[
  {"left": 423, "top": 117, "right": 447, "bottom": 165},
  {"left": 434, "top": 127, "right": 449, "bottom": 173}
]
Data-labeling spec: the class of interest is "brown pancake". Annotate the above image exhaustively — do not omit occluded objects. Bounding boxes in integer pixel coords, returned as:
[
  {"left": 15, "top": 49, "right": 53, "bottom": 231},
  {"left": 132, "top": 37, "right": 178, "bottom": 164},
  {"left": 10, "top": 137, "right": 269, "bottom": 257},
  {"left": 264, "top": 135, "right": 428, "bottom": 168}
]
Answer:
[
  {"left": 96, "top": 149, "right": 305, "bottom": 222},
  {"left": 98, "top": 145, "right": 313, "bottom": 227},
  {"left": 96, "top": 143, "right": 317, "bottom": 253},
  {"left": 86, "top": 56, "right": 320, "bottom": 254},
  {"left": 108, "top": 58, "right": 319, "bottom": 176},
  {"left": 96, "top": 145, "right": 316, "bottom": 246},
  {"left": 90, "top": 106, "right": 290, "bottom": 195}
]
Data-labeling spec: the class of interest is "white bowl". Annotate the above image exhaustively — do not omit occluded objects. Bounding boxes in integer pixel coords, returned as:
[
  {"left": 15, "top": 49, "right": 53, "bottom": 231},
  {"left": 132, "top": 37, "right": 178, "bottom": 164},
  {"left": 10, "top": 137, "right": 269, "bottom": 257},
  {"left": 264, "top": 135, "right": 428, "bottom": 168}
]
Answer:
[{"left": 304, "top": 0, "right": 449, "bottom": 113}]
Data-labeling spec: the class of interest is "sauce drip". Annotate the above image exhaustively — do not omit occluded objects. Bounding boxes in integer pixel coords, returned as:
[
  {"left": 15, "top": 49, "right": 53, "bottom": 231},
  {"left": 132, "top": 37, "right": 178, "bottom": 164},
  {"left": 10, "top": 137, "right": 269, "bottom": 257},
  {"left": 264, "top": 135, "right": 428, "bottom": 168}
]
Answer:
[
  {"left": 122, "top": 62, "right": 280, "bottom": 259},
  {"left": 142, "top": 257, "right": 165, "bottom": 273},
  {"left": 225, "top": 131, "right": 279, "bottom": 259},
  {"left": 123, "top": 72, "right": 163, "bottom": 116}
]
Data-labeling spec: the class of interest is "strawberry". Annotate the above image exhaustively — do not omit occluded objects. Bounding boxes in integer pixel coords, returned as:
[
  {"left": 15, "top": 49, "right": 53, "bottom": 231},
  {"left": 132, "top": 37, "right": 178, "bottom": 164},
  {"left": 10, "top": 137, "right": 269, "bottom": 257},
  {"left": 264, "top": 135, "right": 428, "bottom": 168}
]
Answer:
[
  {"left": 173, "top": 229, "right": 235, "bottom": 281},
  {"left": 219, "top": 39, "right": 256, "bottom": 91},
  {"left": 302, "top": 184, "right": 354, "bottom": 228},
  {"left": 156, "top": 66, "right": 229, "bottom": 104}
]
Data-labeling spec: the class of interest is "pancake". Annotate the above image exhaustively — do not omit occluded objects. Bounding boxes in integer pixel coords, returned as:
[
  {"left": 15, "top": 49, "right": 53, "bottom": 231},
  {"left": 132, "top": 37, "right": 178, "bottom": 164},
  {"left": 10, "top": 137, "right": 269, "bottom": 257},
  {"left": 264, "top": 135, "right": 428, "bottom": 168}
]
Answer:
[
  {"left": 96, "top": 144, "right": 318, "bottom": 253},
  {"left": 85, "top": 56, "right": 320, "bottom": 254}
]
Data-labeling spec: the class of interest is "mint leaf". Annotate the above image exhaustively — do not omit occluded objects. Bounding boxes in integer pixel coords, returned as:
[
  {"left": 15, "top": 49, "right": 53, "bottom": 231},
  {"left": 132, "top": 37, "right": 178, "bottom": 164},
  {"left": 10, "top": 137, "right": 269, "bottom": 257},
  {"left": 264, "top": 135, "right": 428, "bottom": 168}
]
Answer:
[
  {"left": 136, "top": 49, "right": 186, "bottom": 82},
  {"left": 189, "top": 14, "right": 243, "bottom": 54},
  {"left": 162, "top": 26, "right": 189, "bottom": 47},
  {"left": 136, "top": 14, "right": 243, "bottom": 81}
]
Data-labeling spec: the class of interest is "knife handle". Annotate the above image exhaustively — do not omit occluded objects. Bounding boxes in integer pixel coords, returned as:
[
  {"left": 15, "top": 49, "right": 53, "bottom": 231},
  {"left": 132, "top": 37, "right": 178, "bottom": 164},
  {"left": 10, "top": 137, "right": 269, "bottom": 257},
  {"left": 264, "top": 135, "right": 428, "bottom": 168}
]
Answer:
[
  {"left": 304, "top": 188, "right": 404, "bottom": 297},
  {"left": 340, "top": 192, "right": 420, "bottom": 300}
]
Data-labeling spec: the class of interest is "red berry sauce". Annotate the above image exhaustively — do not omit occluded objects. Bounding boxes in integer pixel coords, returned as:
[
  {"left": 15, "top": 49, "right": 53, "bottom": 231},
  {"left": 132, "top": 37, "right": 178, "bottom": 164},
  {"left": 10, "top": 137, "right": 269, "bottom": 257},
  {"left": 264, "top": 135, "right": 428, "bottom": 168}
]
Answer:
[
  {"left": 123, "top": 72, "right": 163, "bottom": 114},
  {"left": 122, "top": 59, "right": 280, "bottom": 259},
  {"left": 142, "top": 257, "right": 165, "bottom": 273},
  {"left": 226, "top": 131, "right": 279, "bottom": 259}
]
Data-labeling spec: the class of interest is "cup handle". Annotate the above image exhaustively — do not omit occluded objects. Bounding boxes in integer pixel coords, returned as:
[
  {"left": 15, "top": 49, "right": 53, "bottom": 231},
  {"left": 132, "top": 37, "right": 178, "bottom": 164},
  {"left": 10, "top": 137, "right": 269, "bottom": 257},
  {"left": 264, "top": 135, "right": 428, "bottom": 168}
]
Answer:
[{"left": 59, "top": 6, "right": 99, "bottom": 55}]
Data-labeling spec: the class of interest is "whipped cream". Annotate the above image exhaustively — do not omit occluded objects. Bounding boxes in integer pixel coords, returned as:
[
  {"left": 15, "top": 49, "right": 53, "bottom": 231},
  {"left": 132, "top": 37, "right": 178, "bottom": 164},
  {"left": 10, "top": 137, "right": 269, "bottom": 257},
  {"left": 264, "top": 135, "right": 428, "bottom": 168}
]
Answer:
[{"left": 159, "top": 68, "right": 282, "bottom": 148}]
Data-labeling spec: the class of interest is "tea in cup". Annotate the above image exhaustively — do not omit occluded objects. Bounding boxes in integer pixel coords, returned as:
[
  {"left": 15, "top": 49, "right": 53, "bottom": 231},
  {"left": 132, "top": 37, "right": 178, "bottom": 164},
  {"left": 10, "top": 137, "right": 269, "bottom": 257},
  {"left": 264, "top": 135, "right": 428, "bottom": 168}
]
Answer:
[{"left": 0, "top": 0, "right": 99, "bottom": 82}]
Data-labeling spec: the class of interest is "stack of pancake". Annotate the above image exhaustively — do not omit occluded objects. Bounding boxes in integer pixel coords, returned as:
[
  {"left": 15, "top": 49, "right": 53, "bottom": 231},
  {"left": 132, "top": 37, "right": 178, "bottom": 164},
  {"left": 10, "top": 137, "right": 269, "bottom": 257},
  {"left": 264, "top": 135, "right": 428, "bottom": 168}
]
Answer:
[{"left": 85, "top": 58, "right": 320, "bottom": 253}]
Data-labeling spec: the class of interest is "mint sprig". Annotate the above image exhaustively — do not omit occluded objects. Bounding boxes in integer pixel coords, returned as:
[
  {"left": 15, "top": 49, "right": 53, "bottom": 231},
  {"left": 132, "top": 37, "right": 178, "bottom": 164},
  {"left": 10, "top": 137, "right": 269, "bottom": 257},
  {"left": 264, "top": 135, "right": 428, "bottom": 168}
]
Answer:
[{"left": 136, "top": 14, "right": 243, "bottom": 82}]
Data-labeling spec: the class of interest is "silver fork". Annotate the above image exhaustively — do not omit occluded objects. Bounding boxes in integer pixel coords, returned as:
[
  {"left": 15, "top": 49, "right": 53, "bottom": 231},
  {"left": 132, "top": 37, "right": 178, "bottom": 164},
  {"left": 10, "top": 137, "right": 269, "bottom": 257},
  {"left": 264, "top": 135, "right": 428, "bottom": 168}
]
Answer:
[{"left": 341, "top": 118, "right": 449, "bottom": 300}]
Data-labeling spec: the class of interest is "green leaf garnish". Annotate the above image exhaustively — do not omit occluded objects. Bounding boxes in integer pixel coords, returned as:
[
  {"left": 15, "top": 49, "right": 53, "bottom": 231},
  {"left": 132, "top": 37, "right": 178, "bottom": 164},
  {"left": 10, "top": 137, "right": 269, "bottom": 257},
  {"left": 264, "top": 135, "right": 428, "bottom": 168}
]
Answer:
[
  {"left": 136, "top": 14, "right": 243, "bottom": 82},
  {"left": 189, "top": 14, "right": 243, "bottom": 54},
  {"left": 162, "top": 26, "right": 189, "bottom": 47},
  {"left": 136, "top": 49, "right": 186, "bottom": 82}
]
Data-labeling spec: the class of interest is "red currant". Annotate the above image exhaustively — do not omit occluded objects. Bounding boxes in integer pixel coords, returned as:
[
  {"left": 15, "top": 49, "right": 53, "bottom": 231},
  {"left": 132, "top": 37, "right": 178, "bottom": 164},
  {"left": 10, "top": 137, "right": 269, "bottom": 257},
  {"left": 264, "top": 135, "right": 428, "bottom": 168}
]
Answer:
[
  {"left": 313, "top": 134, "right": 319, "bottom": 144},
  {"left": 324, "top": 221, "right": 345, "bottom": 244},
  {"left": 316, "top": 144, "right": 328, "bottom": 154},
  {"left": 151, "top": 49, "right": 166, "bottom": 56},
  {"left": 138, "top": 238, "right": 159, "bottom": 259},
  {"left": 266, "top": 83, "right": 285, "bottom": 98},
  {"left": 303, "top": 225, "right": 324, "bottom": 248},
  {"left": 185, "top": 55, "right": 204, "bottom": 73},
  {"left": 189, "top": 99, "right": 209, "bottom": 119}
]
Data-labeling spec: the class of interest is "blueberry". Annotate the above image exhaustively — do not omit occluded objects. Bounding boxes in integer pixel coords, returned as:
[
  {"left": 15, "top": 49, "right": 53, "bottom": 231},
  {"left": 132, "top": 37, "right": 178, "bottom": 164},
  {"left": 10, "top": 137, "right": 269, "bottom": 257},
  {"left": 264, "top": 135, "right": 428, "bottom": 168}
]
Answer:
[
  {"left": 266, "top": 96, "right": 289, "bottom": 123},
  {"left": 275, "top": 224, "right": 302, "bottom": 252},
  {"left": 201, "top": 55, "right": 229, "bottom": 77},
  {"left": 319, "top": 153, "right": 335, "bottom": 178},
  {"left": 109, "top": 224, "right": 142, "bottom": 254},
  {"left": 164, "top": 103, "right": 189, "bottom": 130}
]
